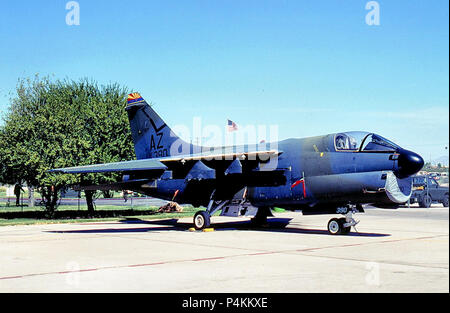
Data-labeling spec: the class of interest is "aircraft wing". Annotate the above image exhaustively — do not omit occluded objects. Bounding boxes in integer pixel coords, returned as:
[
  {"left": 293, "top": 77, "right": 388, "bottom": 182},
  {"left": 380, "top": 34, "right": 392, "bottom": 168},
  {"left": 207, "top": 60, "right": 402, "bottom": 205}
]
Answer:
[
  {"left": 49, "top": 159, "right": 167, "bottom": 174},
  {"left": 49, "top": 148, "right": 281, "bottom": 174},
  {"left": 48, "top": 147, "right": 280, "bottom": 174},
  {"left": 158, "top": 149, "right": 282, "bottom": 163}
]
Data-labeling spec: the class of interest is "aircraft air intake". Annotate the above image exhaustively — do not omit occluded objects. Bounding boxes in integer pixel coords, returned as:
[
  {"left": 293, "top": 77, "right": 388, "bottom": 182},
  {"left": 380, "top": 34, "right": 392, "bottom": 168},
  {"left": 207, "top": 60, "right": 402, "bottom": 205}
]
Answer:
[{"left": 384, "top": 171, "right": 413, "bottom": 203}]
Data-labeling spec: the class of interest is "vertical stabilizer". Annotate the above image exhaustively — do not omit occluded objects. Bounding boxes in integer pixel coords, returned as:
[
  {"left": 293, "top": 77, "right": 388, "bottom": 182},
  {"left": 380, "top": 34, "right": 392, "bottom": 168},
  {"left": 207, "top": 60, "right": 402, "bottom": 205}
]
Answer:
[{"left": 125, "top": 93, "right": 193, "bottom": 159}]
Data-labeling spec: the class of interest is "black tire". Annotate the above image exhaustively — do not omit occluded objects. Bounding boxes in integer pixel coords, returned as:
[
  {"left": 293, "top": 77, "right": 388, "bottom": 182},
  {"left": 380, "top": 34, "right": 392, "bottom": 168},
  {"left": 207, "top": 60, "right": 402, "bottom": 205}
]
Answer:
[
  {"left": 339, "top": 218, "right": 351, "bottom": 235},
  {"left": 251, "top": 207, "right": 270, "bottom": 226},
  {"left": 251, "top": 216, "right": 268, "bottom": 226},
  {"left": 193, "top": 211, "right": 211, "bottom": 230},
  {"left": 327, "top": 218, "right": 342, "bottom": 235},
  {"left": 419, "top": 194, "right": 432, "bottom": 208},
  {"left": 443, "top": 195, "right": 449, "bottom": 208}
]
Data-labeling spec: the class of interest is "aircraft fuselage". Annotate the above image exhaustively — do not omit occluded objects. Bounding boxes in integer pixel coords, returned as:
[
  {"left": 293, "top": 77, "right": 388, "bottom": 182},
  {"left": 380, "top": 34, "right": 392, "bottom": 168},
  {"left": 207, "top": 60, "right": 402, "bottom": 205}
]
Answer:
[{"left": 137, "top": 132, "right": 422, "bottom": 212}]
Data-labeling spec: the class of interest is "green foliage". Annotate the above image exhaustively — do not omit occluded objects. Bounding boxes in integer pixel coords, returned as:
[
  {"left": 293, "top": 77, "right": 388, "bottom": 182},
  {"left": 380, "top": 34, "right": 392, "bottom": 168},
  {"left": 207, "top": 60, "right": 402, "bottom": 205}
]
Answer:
[
  {"left": 0, "top": 75, "right": 135, "bottom": 213},
  {"left": 422, "top": 162, "right": 449, "bottom": 173}
]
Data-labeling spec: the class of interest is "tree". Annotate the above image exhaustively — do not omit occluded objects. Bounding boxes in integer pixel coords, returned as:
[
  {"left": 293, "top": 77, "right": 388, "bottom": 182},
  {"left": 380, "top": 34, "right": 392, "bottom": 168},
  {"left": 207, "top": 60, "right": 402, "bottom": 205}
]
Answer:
[{"left": 0, "top": 76, "right": 135, "bottom": 215}]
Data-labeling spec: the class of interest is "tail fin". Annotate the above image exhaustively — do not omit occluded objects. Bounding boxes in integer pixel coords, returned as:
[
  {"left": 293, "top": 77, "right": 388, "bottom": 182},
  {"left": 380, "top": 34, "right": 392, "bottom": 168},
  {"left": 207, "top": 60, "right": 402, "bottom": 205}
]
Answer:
[{"left": 125, "top": 93, "right": 193, "bottom": 159}]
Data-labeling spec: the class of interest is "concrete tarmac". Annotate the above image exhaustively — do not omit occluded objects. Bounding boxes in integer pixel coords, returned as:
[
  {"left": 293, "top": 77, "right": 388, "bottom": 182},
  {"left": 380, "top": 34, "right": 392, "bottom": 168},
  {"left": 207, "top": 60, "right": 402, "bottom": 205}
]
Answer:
[{"left": 0, "top": 205, "right": 448, "bottom": 293}]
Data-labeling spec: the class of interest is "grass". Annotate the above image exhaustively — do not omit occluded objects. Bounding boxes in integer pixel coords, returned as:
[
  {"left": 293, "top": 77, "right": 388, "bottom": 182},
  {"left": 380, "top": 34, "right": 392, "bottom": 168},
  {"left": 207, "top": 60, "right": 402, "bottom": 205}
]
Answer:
[{"left": 0, "top": 204, "right": 200, "bottom": 227}]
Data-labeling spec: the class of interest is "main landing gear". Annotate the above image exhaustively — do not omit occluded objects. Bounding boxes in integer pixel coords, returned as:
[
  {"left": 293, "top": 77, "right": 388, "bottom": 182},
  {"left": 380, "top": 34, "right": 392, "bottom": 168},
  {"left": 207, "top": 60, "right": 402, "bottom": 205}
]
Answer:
[
  {"left": 193, "top": 198, "right": 230, "bottom": 230},
  {"left": 250, "top": 207, "right": 272, "bottom": 227},
  {"left": 192, "top": 190, "right": 263, "bottom": 230},
  {"left": 193, "top": 203, "right": 269, "bottom": 230},
  {"left": 193, "top": 211, "right": 211, "bottom": 230},
  {"left": 327, "top": 206, "right": 360, "bottom": 235}
]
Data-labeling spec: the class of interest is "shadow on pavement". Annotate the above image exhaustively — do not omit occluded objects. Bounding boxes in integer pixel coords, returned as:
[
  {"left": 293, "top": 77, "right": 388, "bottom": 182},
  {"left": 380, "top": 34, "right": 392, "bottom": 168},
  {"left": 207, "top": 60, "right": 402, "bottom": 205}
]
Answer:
[{"left": 46, "top": 217, "right": 390, "bottom": 237}]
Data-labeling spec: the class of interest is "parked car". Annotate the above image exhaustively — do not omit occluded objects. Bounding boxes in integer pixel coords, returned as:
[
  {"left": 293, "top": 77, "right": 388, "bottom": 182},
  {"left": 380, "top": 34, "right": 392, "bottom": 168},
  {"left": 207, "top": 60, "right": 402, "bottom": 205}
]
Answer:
[{"left": 410, "top": 175, "right": 449, "bottom": 208}]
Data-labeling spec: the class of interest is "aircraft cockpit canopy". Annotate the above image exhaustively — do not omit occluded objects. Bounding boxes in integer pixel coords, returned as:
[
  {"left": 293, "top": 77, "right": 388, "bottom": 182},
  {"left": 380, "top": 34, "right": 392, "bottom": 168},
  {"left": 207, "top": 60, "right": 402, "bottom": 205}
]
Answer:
[
  {"left": 334, "top": 132, "right": 367, "bottom": 151},
  {"left": 334, "top": 132, "right": 401, "bottom": 152}
]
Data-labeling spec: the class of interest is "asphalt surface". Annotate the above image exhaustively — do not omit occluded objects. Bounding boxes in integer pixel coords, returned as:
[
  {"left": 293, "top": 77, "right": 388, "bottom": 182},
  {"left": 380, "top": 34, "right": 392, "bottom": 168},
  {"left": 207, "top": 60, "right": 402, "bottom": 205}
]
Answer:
[{"left": 0, "top": 205, "right": 448, "bottom": 293}]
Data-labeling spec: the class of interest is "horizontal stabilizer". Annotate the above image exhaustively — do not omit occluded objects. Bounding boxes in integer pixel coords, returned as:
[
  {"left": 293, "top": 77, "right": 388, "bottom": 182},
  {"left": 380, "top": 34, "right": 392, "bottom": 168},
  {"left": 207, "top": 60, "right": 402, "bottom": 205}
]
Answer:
[
  {"left": 72, "top": 179, "right": 152, "bottom": 191},
  {"left": 48, "top": 159, "right": 167, "bottom": 174}
]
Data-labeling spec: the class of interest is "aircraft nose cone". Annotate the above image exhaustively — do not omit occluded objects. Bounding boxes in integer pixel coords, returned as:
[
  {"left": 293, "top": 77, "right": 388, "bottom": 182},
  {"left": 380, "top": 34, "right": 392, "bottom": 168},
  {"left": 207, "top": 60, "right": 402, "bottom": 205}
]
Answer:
[{"left": 396, "top": 149, "right": 424, "bottom": 178}]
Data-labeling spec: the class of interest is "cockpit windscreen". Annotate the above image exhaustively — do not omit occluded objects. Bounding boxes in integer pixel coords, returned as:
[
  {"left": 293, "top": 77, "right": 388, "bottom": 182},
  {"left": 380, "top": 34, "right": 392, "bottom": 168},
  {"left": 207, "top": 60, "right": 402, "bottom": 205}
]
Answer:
[{"left": 360, "top": 134, "right": 400, "bottom": 152}]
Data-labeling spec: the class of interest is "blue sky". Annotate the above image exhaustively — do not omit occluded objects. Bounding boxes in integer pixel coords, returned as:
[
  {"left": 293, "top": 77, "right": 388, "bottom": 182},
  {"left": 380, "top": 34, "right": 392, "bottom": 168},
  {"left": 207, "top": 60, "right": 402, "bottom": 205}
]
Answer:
[{"left": 0, "top": 0, "right": 448, "bottom": 161}]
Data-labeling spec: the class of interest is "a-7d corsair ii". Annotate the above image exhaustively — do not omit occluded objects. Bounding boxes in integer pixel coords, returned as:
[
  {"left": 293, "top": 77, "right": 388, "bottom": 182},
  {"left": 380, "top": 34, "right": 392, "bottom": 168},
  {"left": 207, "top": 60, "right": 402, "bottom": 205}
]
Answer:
[{"left": 50, "top": 93, "right": 424, "bottom": 235}]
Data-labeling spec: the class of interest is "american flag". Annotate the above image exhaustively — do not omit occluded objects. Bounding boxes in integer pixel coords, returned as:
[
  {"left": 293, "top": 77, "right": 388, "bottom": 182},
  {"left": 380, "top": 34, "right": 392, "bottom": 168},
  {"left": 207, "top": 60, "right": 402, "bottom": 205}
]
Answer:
[{"left": 227, "top": 119, "right": 238, "bottom": 132}]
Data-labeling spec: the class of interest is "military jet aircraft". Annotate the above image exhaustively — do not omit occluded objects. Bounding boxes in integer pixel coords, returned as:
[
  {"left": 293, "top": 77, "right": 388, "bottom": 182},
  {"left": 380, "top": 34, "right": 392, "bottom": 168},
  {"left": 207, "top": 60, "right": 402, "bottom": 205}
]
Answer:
[{"left": 50, "top": 93, "right": 424, "bottom": 235}]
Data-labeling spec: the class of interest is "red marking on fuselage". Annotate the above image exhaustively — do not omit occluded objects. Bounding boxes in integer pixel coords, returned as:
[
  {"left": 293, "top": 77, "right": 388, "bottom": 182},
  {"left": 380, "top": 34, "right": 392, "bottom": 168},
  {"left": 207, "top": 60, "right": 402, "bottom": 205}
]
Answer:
[{"left": 291, "top": 179, "right": 307, "bottom": 198}]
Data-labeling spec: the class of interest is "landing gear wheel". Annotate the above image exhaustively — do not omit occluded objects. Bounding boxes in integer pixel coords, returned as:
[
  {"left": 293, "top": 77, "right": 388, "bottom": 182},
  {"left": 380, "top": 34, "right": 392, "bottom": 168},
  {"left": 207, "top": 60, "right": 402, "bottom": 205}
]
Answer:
[
  {"left": 193, "top": 211, "right": 211, "bottom": 230},
  {"left": 420, "top": 195, "right": 432, "bottom": 208},
  {"left": 327, "top": 218, "right": 351, "bottom": 235},
  {"left": 251, "top": 215, "right": 268, "bottom": 227},
  {"left": 327, "top": 218, "right": 342, "bottom": 235},
  {"left": 442, "top": 195, "right": 449, "bottom": 208},
  {"left": 251, "top": 207, "right": 271, "bottom": 227}
]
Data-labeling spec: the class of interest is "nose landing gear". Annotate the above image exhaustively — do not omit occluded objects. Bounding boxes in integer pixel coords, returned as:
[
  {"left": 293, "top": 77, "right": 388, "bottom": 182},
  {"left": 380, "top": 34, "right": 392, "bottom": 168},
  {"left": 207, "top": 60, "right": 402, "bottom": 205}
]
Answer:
[{"left": 327, "top": 206, "right": 360, "bottom": 235}]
